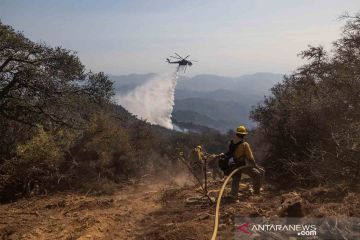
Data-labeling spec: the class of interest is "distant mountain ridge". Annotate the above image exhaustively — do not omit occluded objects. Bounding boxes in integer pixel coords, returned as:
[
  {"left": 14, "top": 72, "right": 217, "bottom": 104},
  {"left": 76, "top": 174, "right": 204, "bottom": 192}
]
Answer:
[
  {"left": 112, "top": 72, "right": 282, "bottom": 93},
  {"left": 111, "top": 72, "right": 283, "bottom": 132},
  {"left": 111, "top": 73, "right": 156, "bottom": 93},
  {"left": 176, "top": 72, "right": 282, "bottom": 93}
]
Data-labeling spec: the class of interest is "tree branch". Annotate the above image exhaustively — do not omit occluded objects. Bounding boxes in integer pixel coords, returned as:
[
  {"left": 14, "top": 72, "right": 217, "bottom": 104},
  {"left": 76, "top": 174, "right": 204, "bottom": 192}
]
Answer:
[
  {"left": 0, "top": 57, "right": 13, "bottom": 72},
  {"left": 0, "top": 74, "right": 18, "bottom": 100}
]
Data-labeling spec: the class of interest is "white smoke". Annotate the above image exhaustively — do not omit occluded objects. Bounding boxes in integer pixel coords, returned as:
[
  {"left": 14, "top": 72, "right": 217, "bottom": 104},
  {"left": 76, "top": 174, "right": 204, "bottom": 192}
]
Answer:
[{"left": 115, "top": 71, "right": 178, "bottom": 129}]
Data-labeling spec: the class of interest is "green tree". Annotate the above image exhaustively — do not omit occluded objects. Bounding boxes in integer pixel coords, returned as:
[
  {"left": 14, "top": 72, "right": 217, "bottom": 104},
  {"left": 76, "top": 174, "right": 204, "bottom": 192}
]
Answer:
[
  {"left": 0, "top": 21, "right": 114, "bottom": 162},
  {"left": 251, "top": 13, "right": 360, "bottom": 188}
]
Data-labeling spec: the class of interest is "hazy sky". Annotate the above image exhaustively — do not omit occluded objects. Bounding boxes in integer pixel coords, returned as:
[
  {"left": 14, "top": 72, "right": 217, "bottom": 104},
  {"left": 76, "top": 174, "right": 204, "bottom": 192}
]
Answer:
[{"left": 1, "top": 0, "right": 359, "bottom": 76}]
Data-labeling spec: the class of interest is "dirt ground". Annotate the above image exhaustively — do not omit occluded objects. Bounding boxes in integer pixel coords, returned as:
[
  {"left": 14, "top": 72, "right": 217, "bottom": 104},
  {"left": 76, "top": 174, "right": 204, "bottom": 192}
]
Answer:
[{"left": 0, "top": 174, "right": 359, "bottom": 240}]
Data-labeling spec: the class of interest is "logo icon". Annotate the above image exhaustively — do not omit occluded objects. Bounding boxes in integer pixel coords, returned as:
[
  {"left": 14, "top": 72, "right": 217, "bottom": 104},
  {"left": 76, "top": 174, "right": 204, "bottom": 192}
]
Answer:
[{"left": 238, "top": 223, "right": 251, "bottom": 235}]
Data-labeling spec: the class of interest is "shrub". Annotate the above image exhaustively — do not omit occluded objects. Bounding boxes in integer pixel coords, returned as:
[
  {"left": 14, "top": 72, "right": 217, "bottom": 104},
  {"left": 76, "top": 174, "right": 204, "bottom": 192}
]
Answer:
[
  {"left": 68, "top": 114, "right": 135, "bottom": 185},
  {"left": 0, "top": 125, "right": 63, "bottom": 201}
]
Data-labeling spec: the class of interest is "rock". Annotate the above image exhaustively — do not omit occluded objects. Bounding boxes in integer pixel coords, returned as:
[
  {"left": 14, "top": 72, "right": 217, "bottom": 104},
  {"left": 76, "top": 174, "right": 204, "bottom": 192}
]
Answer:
[
  {"left": 197, "top": 213, "right": 210, "bottom": 220},
  {"left": 279, "top": 192, "right": 304, "bottom": 217},
  {"left": 218, "top": 224, "right": 226, "bottom": 231}
]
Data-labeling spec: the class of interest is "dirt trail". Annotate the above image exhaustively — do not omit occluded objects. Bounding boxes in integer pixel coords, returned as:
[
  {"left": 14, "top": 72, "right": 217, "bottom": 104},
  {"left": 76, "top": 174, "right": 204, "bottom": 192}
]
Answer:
[
  {"left": 1, "top": 176, "right": 359, "bottom": 240},
  {"left": 0, "top": 179, "right": 167, "bottom": 240}
]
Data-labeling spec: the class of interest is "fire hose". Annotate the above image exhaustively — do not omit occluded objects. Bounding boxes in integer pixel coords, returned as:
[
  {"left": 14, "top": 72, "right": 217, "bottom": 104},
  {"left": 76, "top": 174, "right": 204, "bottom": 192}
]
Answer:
[{"left": 210, "top": 166, "right": 250, "bottom": 240}]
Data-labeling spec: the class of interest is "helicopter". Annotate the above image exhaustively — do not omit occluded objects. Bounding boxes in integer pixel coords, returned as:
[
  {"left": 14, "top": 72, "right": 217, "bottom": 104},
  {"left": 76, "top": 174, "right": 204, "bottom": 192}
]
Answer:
[{"left": 166, "top": 53, "right": 197, "bottom": 72}]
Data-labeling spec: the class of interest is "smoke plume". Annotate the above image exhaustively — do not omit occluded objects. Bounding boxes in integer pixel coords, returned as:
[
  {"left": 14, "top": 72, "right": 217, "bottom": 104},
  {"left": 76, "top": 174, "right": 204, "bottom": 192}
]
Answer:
[{"left": 115, "top": 71, "right": 178, "bottom": 129}]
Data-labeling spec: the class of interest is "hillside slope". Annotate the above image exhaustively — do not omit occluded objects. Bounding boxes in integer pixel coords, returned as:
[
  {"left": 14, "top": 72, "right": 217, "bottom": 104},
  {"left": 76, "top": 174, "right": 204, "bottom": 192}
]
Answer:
[
  {"left": 173, "top": 98, "right": 253, "bottom": 132},
  {"left": 1, "top": 176, "right": 358, "bottom": 240}
]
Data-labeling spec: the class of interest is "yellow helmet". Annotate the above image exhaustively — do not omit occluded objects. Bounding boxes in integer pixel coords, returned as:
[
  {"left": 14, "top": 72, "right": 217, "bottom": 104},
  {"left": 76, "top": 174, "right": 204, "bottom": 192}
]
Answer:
[
  {"left": 196, "top": 145, "right": 202, "bottom": 150},
  {"left": 236, "top": 125, "right": 248, "bottom": 135}
]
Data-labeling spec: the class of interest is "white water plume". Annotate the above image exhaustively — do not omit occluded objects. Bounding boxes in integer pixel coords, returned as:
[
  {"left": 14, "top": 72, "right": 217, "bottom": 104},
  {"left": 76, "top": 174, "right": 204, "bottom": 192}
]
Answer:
[{"left": 115, "top": 71, "right": 178, "bottom": 129}]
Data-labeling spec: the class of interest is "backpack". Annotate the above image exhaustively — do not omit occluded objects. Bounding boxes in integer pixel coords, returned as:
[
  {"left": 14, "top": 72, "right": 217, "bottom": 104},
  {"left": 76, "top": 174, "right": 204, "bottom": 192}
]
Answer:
[{"left": 218, "top": 139, "right": 244, "bottom": 175}]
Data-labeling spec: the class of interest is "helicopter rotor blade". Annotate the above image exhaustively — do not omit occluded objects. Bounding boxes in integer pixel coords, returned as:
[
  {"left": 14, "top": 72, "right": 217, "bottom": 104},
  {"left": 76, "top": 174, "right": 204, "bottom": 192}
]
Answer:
[
  {"left": 184, "top": 55, "right": 190, "bottom": 59},
  {"left": 170, "top": 55, "right": 182, "bottom": 59},
  {"left": 174, "top": 52, "right": 183, "bottom": 59}
]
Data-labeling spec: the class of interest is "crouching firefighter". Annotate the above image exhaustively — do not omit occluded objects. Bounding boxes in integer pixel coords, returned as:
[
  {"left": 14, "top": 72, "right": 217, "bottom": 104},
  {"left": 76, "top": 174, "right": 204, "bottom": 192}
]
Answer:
[{"left": 218, "top": 125, "right": 265, "bottom": 197}]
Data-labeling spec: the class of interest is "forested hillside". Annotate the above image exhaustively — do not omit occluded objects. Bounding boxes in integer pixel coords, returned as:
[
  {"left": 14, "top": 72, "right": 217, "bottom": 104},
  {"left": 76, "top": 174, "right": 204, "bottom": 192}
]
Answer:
[
  {"left": 0, "top": 22, "right": 230, "bottom": 202},
  {"left": 113, "top": 72, "right": 283, "bottom": 132}
]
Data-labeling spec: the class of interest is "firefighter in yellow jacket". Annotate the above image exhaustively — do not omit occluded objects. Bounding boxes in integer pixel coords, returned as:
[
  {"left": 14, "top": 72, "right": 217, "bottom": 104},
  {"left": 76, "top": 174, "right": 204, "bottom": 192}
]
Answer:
[
  {"left": 229, "top": 125, "right": 264, "bottom": 197},
  {"left": 193, "top": 145, "right": 223, "bottom": 180}
]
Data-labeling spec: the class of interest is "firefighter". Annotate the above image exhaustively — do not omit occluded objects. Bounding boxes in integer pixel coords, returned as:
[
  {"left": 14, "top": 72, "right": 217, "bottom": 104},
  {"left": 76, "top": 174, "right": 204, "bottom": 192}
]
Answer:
[
  {"left": 192, "top": 146, "right": 223, "bottom": 180},
  {"left": 228, "top": 125, "right": 264, "bottom": 197},
  {"left": 190, "top": 145, "right": 205, "bottom": 179}
]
